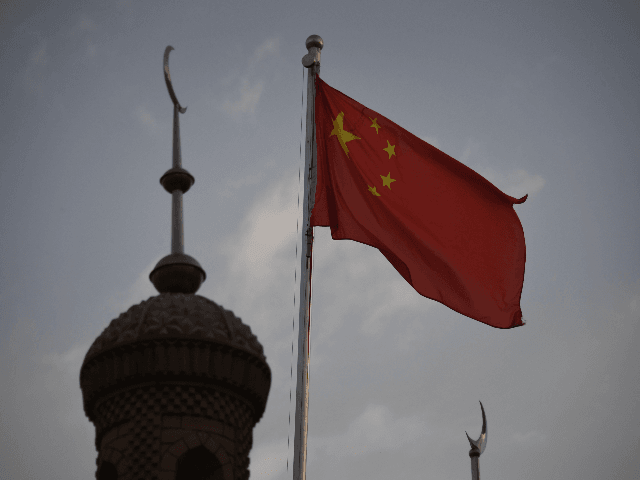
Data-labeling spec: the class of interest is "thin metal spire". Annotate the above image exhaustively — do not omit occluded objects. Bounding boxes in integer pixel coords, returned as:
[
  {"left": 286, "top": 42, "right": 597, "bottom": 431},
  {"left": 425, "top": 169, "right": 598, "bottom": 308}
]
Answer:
[
  {"left": 293, "top": 34, "right": 323, "bottom": 480},
  {"left": 149, "top": 46, "right": 206, "bottom": 294}
]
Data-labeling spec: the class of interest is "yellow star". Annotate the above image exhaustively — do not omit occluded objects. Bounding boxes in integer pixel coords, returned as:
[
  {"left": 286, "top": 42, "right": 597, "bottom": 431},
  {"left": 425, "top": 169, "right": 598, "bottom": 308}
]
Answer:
[
  {"left": 330, "top": 112, "right": 361, "bottom": 157},
  {"left": 368, "top": 185, "right": 381, "bottom": 197},
  {"left": 383, "top": 140, "right": 396, "bottom": 159},
  {"left": 380, "top": 172, "right": 396, "bottom": 189},
  {"left": 369, "top": 117, "right": 381, "bottom": 134}
]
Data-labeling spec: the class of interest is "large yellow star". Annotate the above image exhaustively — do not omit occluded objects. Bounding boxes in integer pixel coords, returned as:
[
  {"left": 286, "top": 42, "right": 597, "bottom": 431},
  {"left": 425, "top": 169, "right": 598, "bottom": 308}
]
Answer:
[
  {"left": 330, "top": 112, "right": 361, "bottom": 157},
  {"left": 368, "top": 185, "right": 381, "bottom": 197},
  {"left": 380, "top": 172, "right": 396, "bottom": 189},
  {"left": 383, "top": 140, "right": 396, "bottom": 159},
  {"left": 369, "top": 117, "right": 381, "bottom": 134}
]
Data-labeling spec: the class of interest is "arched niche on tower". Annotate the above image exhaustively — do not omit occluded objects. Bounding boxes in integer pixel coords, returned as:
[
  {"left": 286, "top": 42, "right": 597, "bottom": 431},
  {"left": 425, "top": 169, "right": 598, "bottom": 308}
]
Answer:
[
  {"left": 96, "top": 461, "right": 118, "bottom": 480},
  {"left": 175, "top": 445, "right": 224, "bottom": 480}
]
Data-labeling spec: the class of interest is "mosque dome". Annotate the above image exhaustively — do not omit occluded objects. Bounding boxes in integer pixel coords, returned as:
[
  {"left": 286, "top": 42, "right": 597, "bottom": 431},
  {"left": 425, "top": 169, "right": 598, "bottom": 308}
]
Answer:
[
  {"left": 80, "top": 293, "right": 271, "bottom": 424},
  {"left": 83, "top": 293, "right": 266, "bottom": 362}
]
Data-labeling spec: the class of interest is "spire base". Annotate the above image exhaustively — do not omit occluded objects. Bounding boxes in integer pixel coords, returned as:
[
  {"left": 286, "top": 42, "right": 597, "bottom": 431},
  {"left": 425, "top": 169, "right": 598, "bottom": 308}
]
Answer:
[{"left": 150, "top": 253, "right": 206, "bottom": 294}]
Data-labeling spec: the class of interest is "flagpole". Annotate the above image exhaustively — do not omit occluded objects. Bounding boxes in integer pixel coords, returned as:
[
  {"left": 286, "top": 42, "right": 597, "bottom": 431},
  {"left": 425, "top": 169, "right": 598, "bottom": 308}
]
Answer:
[{"left": 293, "top": 34, "right": 323, "bottom": 480}]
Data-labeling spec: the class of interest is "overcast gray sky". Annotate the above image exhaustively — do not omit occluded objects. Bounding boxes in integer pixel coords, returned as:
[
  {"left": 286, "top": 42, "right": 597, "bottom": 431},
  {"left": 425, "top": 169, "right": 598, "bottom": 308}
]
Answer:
[{"left": 1, "top": 1, "right": 639, "bottom": 479}]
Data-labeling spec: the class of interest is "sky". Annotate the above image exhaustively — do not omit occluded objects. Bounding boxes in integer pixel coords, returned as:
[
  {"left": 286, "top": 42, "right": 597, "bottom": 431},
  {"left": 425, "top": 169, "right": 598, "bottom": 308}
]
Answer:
[{"left": 1, "top": 0, "right": 639, "bottom": 479}]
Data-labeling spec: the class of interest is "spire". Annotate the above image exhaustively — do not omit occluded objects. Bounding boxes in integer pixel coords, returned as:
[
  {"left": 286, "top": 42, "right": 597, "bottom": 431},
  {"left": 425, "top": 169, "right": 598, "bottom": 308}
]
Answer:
[{"left": 149, "top": 46, "right": 206, "bottom": 294}]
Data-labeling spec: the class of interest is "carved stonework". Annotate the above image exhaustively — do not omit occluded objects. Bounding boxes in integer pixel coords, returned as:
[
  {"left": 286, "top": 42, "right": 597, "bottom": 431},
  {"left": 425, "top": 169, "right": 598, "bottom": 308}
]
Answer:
[
  {"left": 80, "top": 293, "right": 270, "bottom": 480},
  {"left": 84, "top": 293, "right": 265, "bottom": 361},
  {"left": 91, "top": 384, "right": 255, "bottom": 480}
]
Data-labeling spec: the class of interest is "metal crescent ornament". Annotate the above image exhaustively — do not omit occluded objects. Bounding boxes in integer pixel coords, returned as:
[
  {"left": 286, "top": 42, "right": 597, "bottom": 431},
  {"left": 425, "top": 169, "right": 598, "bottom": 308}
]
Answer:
[
  {"left": 163, "top": 46, "right": 187, "bottom": 114},
  {"left": 465, "top": 401, "right": 488, "bottom": 455}
]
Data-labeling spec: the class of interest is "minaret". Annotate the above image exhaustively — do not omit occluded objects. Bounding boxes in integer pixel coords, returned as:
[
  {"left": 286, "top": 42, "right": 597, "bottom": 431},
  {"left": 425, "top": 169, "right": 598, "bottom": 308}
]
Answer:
[{"left": 80, "top": 46, "right": 271, "bottom": 480}]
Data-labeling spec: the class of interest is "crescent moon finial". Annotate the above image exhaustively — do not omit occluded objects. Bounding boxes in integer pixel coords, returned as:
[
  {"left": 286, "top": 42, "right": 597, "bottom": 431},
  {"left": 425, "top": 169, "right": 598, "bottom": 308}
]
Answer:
[
  {"left": 163, "top": 46, "right": 187, "bottom": 114},
  {"left": 465, "top": 401, "right": 488, "bottom": 455}
]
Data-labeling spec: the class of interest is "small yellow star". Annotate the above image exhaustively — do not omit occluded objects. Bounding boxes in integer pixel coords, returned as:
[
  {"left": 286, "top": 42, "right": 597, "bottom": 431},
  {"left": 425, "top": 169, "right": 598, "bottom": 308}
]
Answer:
[
  {"left": 380, "top": 172, "right": 396, "bottom": 189},
  {"left": 383, "top": 140, "right": 396, "bottom": 159},
  {"left": 369, "top": 117, "right": 381, "bottom": 134},
  {"left": 368, "top": 185, "right": 381, "bottom": 197}
]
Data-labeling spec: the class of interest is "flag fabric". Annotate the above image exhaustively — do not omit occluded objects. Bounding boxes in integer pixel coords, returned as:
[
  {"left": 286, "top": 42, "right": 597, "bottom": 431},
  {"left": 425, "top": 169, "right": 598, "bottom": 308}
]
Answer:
[{"left": 309, "top": 75, "right": 527, "bottom": 329}]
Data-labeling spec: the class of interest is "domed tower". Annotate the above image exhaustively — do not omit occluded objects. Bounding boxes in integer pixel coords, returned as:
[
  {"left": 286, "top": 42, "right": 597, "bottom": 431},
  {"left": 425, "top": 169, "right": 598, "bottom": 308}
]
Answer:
[{"left": 79, "top": 47, "right": 271, "bottom": 480}]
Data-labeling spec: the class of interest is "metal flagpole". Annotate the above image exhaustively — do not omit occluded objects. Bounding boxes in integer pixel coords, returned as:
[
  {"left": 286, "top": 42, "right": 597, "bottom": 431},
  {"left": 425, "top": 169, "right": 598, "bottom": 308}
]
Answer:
[{"left": 293, "top": 34, "right": 323, "bottom": 480}]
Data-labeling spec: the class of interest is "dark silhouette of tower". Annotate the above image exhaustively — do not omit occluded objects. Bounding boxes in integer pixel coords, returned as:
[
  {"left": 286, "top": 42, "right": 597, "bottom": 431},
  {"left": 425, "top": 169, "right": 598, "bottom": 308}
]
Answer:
[{"left": 79, "top": 47, "right": 271, "bottom": 480}]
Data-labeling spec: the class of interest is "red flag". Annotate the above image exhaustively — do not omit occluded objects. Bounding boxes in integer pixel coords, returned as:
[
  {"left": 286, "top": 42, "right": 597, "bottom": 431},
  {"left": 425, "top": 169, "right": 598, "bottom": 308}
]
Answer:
[{"left": 310, "top": 76, "right": 527, "bottom": 329}]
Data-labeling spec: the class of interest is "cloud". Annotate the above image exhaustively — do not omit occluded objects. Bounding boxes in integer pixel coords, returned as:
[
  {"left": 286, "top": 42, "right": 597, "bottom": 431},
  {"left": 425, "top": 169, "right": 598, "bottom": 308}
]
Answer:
[
  {"left": 41, "top": 344, "right": 88, "bottom": 370},
  {"left": 249, "top": 439, "right": 288, "bottom": 477},
  {"left": 221, "top": 38, "right": 278, "bottom": 120},
  {"left": 420, "top": 136, "right": 440, "bottom": 149},
  {"left": 454, "top": 138, "right": 544, "bottom": 198},
  {"left": 309, "top": 228, "right": 444, "bottom": 350},
  {"left": 504, "top": 168, "right": 545, "bottom": 197},
  {"left": 135, "top": 105, "right": 159, "bottom": 132},
  {"left": 59, "top": 16, "right": 98, "bottom": 59},
  {"left": 251, "top": 38, "right": 279, "bottom": 65},
  {"left": 308, "top": 403, "right": 429, "bottom": 461},
  {"left": 222, "top": 78, "right": 264, "bottom": 119},
  {"left": 194, "top": 170, "right": 302, "bottom": 358},
  {"left": 0, "top": 319, "right": 96, "bottom": 479},
  {"left": 459, "top": 140, "right": 481, "bottom": 164},
  {"left": 221, "top": 172, "right": 298, "bottom": 287},
  {"left": 37, "top": 342, "right": 91, "bottom": 405},
  {"left": 251, "top": 406, "right": 427, "bottom": 479},
  {"left": 103, "top": 257, "right": 158, "bottom": 317},
  {"left": 358, "top": 275, "right": 429, "bottom": 338},
  {"left": 477, "top": 167, "right": 545, "bottom": 198},
  {"left": 219, "top": 169, "right": 266, "bottom": 197}
]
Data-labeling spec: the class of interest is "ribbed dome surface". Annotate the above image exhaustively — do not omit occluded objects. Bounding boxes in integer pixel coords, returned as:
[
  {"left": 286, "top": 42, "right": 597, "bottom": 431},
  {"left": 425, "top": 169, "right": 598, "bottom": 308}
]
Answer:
[{"left": 83, "top": 293, "right": 266, "bottom": 364}]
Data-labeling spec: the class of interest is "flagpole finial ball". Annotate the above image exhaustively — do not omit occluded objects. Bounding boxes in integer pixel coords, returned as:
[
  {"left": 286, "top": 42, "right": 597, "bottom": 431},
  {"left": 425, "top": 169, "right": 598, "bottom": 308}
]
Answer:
[
  {"left": 305, "top": 35, "right": 323, "bottom": 51},
  {"left": 303, "top": 35, "right": 323, "bottom": 68}
]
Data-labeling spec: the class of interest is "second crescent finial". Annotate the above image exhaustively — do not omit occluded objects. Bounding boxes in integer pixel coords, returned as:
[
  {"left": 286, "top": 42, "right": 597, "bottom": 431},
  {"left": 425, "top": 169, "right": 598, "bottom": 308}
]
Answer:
[
  {"left": 465, "top": 401, "right": 488, "bottom": 455},
  {"left": 163, "top": 46, "right": 187, "bottom": 114}
]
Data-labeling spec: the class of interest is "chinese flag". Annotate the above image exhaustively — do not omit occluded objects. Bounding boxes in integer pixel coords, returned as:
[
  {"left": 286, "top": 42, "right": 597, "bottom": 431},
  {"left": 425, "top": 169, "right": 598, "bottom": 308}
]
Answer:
[{"left": 310, "top": 76, "right": 527, "bottom": 329}]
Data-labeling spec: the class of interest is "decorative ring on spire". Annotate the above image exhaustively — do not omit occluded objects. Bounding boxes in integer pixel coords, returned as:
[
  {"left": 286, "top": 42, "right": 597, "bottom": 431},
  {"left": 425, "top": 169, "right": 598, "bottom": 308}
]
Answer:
[{"left": 163, "top": 46, "right": 187, "bottom": 114}]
